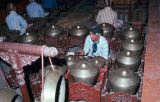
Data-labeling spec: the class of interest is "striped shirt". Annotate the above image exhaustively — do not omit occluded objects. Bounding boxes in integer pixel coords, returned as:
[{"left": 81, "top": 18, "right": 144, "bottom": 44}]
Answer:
[
  {"left": 96, "top": 7, "right": 118, "bottom": 27},
  {"left": 83, "top": 35, "right": 109, "bottom": 60},
  {"left": 26, "top": 2, "right": 45, "bottom": 18},
  {"left": 6, "top": 11, "right": 27, "bottom": 35}
]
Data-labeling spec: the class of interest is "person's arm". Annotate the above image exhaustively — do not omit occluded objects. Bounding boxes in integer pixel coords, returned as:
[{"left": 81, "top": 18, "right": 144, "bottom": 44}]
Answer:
[
  {"left": 5, "top": 16, "right": 9, "bottom": 29},
  {"left": 96, "top": 11, "right": 102, "bottom": 24},
  {"left": 26, "top": 5, "right": 30, "bottom": 17},
  {"left": 113, "top": 12, "right": 118, "bottom": 27},
  {"left": 83, "top": 36, "right": 91, "bottom": 55},
  {"left": 101, "top": 37, "right": 109, "bottom": 60},
  {"left": 38, "top": 4, "right": 45, "bottom": 17},
  {"left": 18, "top": 15, "right": 27, "bottom": 34}
]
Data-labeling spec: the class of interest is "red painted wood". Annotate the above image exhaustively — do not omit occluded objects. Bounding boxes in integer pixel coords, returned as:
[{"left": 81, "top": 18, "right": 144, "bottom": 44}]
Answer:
[
  {"left": 66, "top": 66, "right": 109, "bottom": 102},
  {"left": 0, "top": 42, "right": 58, "bottom": 102},
  {"left": 0, "top": 42, "right": 43, "bottom": 56},
  {"left": 141, "top": 0, "right": 160, "bottom": 102},
  {"left": 21, "top": 84, "right": 30, "bottom": 102}
]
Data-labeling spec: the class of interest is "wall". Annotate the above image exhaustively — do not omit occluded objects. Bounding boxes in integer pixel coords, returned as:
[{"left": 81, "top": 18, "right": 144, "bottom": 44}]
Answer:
[{"left": 141, "top": 0, "right": 160, "bottom": 102}]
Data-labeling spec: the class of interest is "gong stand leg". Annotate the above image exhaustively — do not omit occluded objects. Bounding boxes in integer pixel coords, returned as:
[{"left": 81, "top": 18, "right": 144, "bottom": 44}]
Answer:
[{"left": 9, "top": 52, "right": 30, "bottom": 102}]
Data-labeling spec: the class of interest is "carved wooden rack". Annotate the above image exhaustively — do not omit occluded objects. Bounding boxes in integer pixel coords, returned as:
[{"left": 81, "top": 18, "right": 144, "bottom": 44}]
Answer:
[
  {"left": 65, "top": 65, "right": 109, "bottom": 102},
  {"left": 0, "top": 42, "right": 58, "bottom": 102}
]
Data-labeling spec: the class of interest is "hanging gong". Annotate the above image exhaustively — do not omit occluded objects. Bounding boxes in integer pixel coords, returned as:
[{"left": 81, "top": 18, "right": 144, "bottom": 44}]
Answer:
[
  {"left": 41, "top": 69, "right": 67, "bottom": 102},
  {"left": 0, "top": 88, "right": 23, "bottom": 102}
]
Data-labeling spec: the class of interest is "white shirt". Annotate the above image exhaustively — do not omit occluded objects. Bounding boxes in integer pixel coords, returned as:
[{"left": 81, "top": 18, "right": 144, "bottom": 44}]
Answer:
[
  {"left": 96, "top": 7, "right": 118, "bottom": 27},
  {"left": 83, "top": 35, "right": 109, "bottom": 60}
]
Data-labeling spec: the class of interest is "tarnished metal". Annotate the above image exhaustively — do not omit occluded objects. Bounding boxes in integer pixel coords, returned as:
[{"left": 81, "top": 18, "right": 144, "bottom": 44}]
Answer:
[
  {"left": 121, "top": 39, "right": 144, "bottom": 56},
  {"left": 55, "top": 66, "right": 66, "bottom": 75},
  {"left": 66, "top": 55, "right": 84, "bottom": 67},
  {"left": 90, "top": 56, "right": 106, "bottom": 68},
  {"left": 5, "top": 31, "right": 20, "bottom": 43},
  {"left": 0, "top": 35, "right": 6, "bottom": 42},
  {"left": 121, "top": 27, "right": 141, "bottom": 40},
  {"left": 100, "top": 23, "right": 115, "bottom": 39},
  {"left": 44, "top": 65, "right": 66, "bottom": 75},
  {"left": 42, "top": 70, "right": 66, "bottom": 102},
  {"left": 67, "top": 63, "right": 109, "bottom": 102},
  {"left": 0, "top": 88, "right": 22, "bottom": 102},
  {"left": 46, "top": 25, "right": 63, "bottom": 37},
  {"left": 39, "top": 65, "right": 51, "bottom": 77},
  {"left": 116, "top": 51, "right": 141, "bottom": 71},
  {"left": 69, "top": 61, "right": 99, "bottom": 85},
  {"left": 19, "top": 32, "right": 37, "bottom": 44},
  {"left": 69, "top": 25, "right": 89, "bottom": 38},
  {"left": 108, "top": 68, "right": 141, "bottom": 95}
]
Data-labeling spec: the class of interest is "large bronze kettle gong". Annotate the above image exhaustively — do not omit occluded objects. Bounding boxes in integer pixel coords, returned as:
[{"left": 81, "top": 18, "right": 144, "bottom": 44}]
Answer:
[
  {"left": 5, "top": 31, "right": 20, "bottom": 43},
  {"left": 108, "top": 68, "right": 141, "bottom": 95},
  {"left": 42, "top": 69, "right": 66, "bottom": 102},
  {"left": 69, "top": 25, "right": 89, "bottom": 38},
  {"left": 121, "top": 27, "right": 141, "bottom": 40},
  {"left": 46, "top": 25, "right": 63, "bottom": 37},
  {"left": 0, "top": 88, "right": 23, "bottom": 102},
  {"left": 90, "top": 56, "right": 106, "bottom": 68},
  {"left": 0, "top": 34, "right": 6, "bottom": 42},
  {"left": 66, "top": 55, "right": 83, "bottom": 67},
  {"left": 69, "top": 60, "right": 99, "bottom": 85},
  {"left": 100, "top": 23, "right": 115, "bottom": 39},
  {"left": 19, "top": 32, "right": 37, "bottom": 44},
  {"left": 43, "top": 65, "right": 66, "bottom": 75},
  {"left": 121, "top": 39, "right": 144, "bottom": 56},
  {"left": 116, "top": 51, "right": 141, "bottom": 71}
]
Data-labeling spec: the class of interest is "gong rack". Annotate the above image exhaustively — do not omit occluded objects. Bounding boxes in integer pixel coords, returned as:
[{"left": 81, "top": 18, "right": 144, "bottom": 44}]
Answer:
[
  {"left": 38, "top": 30, "right": 85, "bottom": 53},
  {"left": 102, "top": 23, "right": 144, "bottom": 102},
  {"left": 0, "top": 42, "right": 58, "bottom": 102},
  {"left": 103, "top": 55, "right": 144, "bottom": 102},
  {"left": 6, "top": 27, "right": 119, "bottom": 101},
  {"left": 65, "top": 58, "right": 144, "bottom": 102},
  {"left": 38, "top": 31, "right": 119, "bottom": 58},
  {"left": 64, "top": 23, "right": 144, "bottom": 102},
  {"left": 28, "top": 25, "right": 139, "bottom": 101},
  {"left": 65, "top": 64, "right": 109, "bottom": 102}
]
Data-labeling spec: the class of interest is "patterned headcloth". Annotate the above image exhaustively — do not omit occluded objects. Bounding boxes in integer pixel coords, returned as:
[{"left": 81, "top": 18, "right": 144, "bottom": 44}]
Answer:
[{"left": 90, "top": 25, "right": 103, "bottom": 35}]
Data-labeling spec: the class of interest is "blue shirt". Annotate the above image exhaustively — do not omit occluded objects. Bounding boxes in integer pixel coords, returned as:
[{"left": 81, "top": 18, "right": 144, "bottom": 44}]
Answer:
[
  {"left": 6, "top": 11, "right": 27, "bottom": 35},
  {"left": 42, "top": 0, "right": 58, "bottom": 9},
  {"left": 83, "top": 35, "right": 109, "bottom": 60},
  {"left": 26, "top": 2, "right": 45, "bottom": 18}
]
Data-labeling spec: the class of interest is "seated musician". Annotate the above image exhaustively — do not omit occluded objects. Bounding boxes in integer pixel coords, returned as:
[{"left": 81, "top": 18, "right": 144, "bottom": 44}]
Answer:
[
  {"left": 5, "top": 3, "right": 28, "bottom": 35},
  {"left": 26, "top": 0, "right": 46, "bottom": 18},
  {"left": 81, "top": 25, "right": 109, "bottom": 60},
  {"left": 96, "top": 5, "right": 123, "bottom": 28}
]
